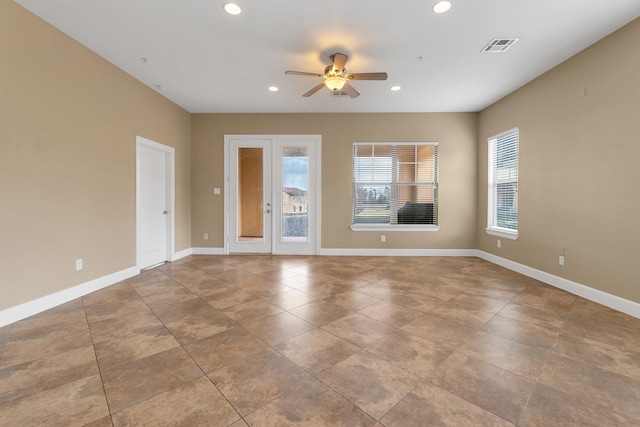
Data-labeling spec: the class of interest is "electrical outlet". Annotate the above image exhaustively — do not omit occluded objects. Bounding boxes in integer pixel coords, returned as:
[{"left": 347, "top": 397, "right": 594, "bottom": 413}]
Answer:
[
  {"left": 559, "top": 255, "right": 565, "bottom": 266},
  {"left": 75, "top": 259, "right": 83, "bottom": 271},
  {"left": 380, "top": 235, "right": 386, "bottom": 243},
  {"left": 497, "top": 240, "right": 501, "bottom": 248},
  {"left": 204, "top": 233, "right": 209, "bottom": 240}
]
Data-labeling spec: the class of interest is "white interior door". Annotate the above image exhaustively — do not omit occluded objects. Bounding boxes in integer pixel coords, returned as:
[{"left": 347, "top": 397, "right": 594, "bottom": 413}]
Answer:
[
  {"left": 136, "top": 136, "right": 173, "bottom": 269},
  {"left": 226, "top": 135, "right": 320, "bottom": 255}
]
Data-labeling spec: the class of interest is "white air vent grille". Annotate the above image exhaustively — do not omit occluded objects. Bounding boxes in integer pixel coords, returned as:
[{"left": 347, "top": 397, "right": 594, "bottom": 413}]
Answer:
[{"left": 482, "top": 38, "right": 519, "bottom": 53}]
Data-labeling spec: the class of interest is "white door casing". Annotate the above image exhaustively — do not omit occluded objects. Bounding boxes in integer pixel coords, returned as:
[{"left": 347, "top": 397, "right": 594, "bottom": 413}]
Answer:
[{"left": 136, "top": 136, "right": 175, "bottom": 269}]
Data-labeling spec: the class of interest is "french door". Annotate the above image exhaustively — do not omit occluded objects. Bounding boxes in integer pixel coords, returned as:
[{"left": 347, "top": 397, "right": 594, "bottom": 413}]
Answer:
[{"left": 226, "top": 135, "right": 320, "bottom": 255}]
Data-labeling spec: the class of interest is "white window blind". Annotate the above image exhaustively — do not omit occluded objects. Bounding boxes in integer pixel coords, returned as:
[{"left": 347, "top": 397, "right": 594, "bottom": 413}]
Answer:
[
  {"left": 487, "top": 128, "right": 519, "bottom": 235},
  {"left": 352, "top": 143, "right": 438, "bottom": 226}
]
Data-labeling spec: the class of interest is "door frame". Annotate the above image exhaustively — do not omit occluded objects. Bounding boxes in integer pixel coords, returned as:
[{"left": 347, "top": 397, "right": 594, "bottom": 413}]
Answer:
[
  {"left": 224, "top": 134, "right": 322, "bottom": 255},
  {"left": 135, "top": 135, "right": 175, "bottom": 270}
]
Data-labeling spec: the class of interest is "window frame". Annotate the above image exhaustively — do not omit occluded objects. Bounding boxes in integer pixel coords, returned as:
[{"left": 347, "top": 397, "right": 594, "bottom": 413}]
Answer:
[
  {"left": 350, "top": 142, "right": 440, "bottom": 232},
  {"left": 486, "top": 128, "right": 519, "bottom": 240}
]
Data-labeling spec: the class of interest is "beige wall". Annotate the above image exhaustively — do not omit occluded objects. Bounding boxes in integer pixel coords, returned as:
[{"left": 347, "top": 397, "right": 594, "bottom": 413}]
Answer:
[
  {"left": 0, "top": 1, "right": 191, "bottom": 309},
  {"left": 191, "top": 113, "right": 478, "bottom": 250},
  {"left": 477, "top": 18, "right": 640, "bottom": 303}
]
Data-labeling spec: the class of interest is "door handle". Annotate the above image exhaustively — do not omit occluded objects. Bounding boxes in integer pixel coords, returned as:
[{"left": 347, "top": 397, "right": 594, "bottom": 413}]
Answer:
[
  {"left": 266, "top": 209, "right": 271, "bottom": 214},
  {"left": 163, "top": 211, "right": 168, "bottom": 215}
]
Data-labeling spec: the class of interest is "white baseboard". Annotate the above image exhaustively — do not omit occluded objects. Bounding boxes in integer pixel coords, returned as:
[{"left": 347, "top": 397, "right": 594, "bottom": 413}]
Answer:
[
  {"left": 0, "top": 266, "right": 139, "bottom": 328},
  {"left": 319, "top": 248, "right": 478, "bottom": 257},
  {"left": 477, "top": 251, "right": 640, "bottom": 320},
  {"left": 191, "top": 247, "right": 226, "bottom": 255},
  {"left": 171, "top": 248, "right": 193, "bottom": 261}
]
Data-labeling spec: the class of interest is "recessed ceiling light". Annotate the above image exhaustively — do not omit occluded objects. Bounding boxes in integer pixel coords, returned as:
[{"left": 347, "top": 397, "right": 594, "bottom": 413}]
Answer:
[
  {"left": 391, "top": 86, "right": 402, "bottom": 91},
  {"left": 268, "top": 86, "right": 279, "bottom": 92},
  {"left": 432, "top": 0, "right": 451, "bottom": 13},
  {"left": 224, "top": 3, "right": 241, "bottom": 15}
]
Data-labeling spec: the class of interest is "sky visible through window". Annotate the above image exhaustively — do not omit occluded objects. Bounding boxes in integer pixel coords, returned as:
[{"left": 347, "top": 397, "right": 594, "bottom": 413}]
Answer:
[{"left": 282, "top": 156, "right": 308, "bottom": 190}]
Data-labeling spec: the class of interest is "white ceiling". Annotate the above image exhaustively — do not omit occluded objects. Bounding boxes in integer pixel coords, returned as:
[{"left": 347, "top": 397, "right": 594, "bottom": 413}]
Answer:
[{"left": 15, "top": 0, "right": 640, "bottom": 113}]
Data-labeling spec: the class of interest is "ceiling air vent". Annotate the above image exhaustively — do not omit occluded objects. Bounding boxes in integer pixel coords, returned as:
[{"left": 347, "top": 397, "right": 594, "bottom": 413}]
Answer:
[
  {"left": 330, "top": 90, "right": 349, "bottom": 97},
  {"left": 482, "top": 38, "right": 519, "bottom": 53}
]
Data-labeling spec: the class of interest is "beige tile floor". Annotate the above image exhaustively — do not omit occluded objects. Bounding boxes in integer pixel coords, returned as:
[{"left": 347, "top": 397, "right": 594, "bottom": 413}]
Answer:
[{"left": 1, "top": 255, "right": 639, "bottom": 426}]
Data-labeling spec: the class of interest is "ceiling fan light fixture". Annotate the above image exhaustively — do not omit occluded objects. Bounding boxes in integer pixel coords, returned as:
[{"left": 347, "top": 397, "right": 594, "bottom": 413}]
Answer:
[
  {"left": 223, "top": 3, "right": 242, "bottom": 15},
  {"left": 325, "top": 76, "right": 346, "bottom": 91},
  {"left": 432, "top": 0, "right": 451, "bottom": 13},
  {"left": 286, "top": 52, "right": 385, "bottom": 98}
]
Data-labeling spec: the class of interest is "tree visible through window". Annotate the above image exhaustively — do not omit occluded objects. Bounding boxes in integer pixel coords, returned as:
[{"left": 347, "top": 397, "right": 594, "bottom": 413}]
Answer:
[
  {"left": 487, "top": 128, "right": 519, "bottom": 236},
  {"left": 352, "top": 143, "right": 438, "bottom": 227}
]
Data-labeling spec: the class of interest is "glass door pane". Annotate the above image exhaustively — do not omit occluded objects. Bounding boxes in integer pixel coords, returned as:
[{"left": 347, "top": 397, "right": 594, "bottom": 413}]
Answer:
[
  {"left": 281, "top": 147, "right": 308, "bottom": 243},
  {"left": 238, "top": 147, "right": 264, "bottom": 242}
]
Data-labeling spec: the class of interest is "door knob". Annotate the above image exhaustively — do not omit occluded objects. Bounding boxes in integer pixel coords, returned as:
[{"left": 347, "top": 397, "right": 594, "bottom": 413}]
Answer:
[
  {"left": 266, "top": 209, "right": 271, "bottom": 213},
  {"left": 163, "top": 211, "right": 168, "bottom": 215}
]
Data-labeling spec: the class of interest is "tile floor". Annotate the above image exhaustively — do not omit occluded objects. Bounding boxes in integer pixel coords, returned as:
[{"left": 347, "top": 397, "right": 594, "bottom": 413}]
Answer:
[{"left": 1, "top": 255, "right": 639, "bottom": 426}]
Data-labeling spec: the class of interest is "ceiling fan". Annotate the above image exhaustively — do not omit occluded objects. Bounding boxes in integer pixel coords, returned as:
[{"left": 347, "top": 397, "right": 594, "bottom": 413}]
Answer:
[{"left": 285, "top": 53, "right": 388, "bottom": 98}]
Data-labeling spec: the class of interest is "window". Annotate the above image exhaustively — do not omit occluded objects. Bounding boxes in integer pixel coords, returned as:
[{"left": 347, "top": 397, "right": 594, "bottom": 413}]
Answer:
[
  {"left": 352, "top": 143, "right": 438, "bottom": 230},
  {"left": 487, "top": 128, "right": 519, "bottom": 239}
]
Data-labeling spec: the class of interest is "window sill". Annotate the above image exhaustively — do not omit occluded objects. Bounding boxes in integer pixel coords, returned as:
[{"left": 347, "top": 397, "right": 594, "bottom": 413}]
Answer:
[
  {"left": 485, "top": 227, "right": 519, "bottom": 240},
  {"left": 351, "top": 224, "right": 440, "bottom": 232}
]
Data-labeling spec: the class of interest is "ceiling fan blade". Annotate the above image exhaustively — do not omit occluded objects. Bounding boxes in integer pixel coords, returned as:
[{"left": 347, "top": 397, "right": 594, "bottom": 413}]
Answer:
[
  {"left": 302, "top": 82, "right": 326, "bottom": 97},
  {"left": 331, "top": 53, "right": 348, "bottom": 73},
  {"left": 342, "top": 83, "right": 360, "bottom": 98},
  {"left": 285, "top": 71, "right": 323, "bottom": 77},
  {"left": 347, "top": 72, "right": 388, "bottom": 81}
]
